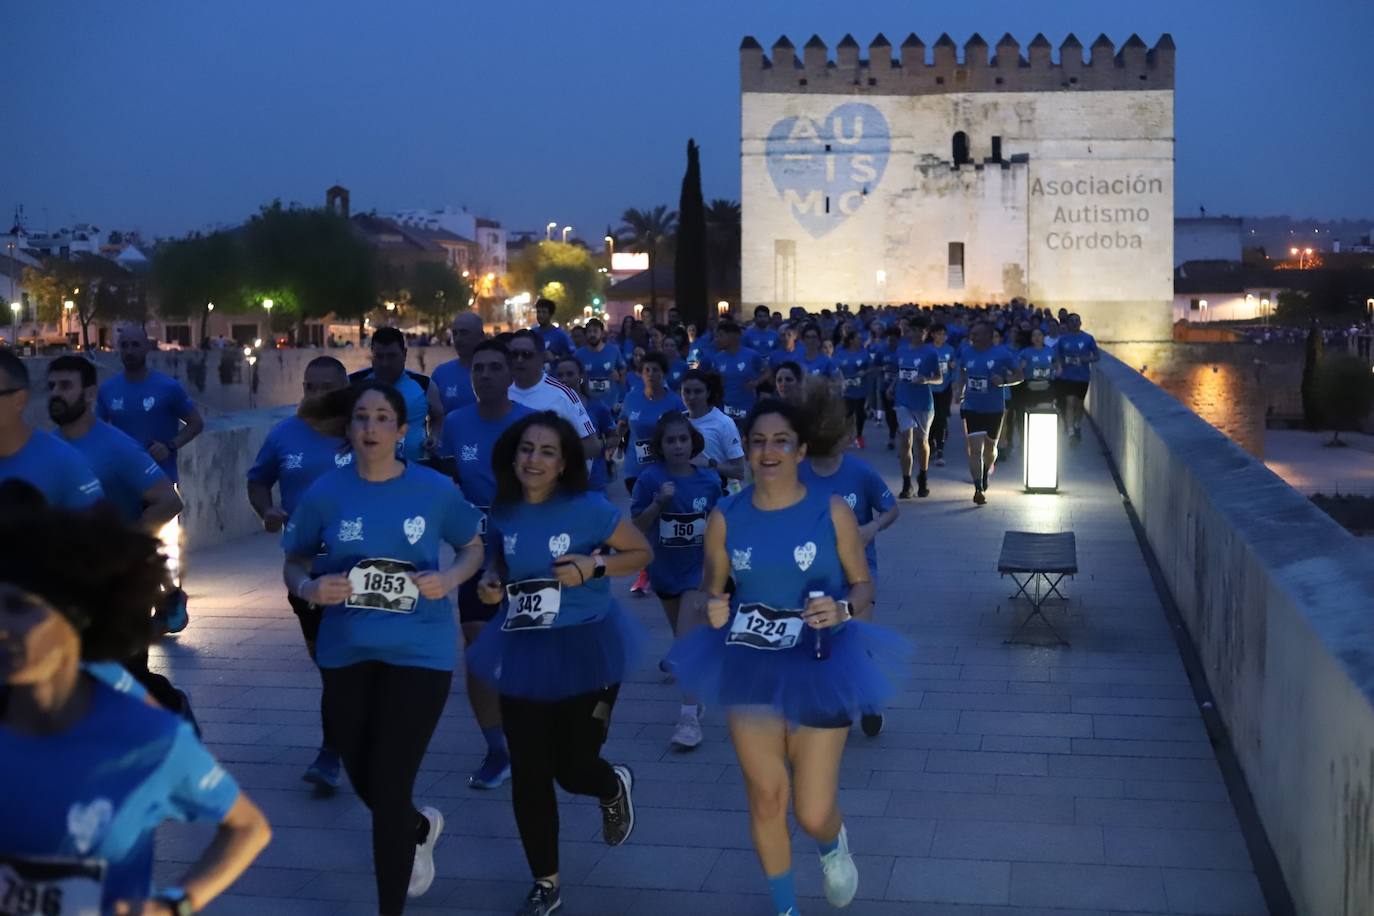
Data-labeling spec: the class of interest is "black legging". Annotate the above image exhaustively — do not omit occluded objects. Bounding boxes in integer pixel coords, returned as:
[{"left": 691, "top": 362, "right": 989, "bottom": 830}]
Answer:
[
  {"left": 502, "top": 685, "right": 621, "bottom": 878},
  {"left": 322, "top": 662, "right": 451, "bottom": 915},
  {"left": 930, "top": 387, "right": 954, "bottom": 450},
  {"left": 882, "top": 390, "right": 898, "bottom": 440},
  {"left": 845, "top": 398, "right": 867, "bottom": 439}
]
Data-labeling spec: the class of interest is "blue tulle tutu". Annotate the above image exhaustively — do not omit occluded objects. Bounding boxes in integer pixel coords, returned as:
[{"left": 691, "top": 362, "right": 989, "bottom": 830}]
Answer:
[
  {"left": 667, "top": 618, "right": 911, "bottom": 727},
  {"left": 466, "top": 603, "right": 646, "bottom": 701}
]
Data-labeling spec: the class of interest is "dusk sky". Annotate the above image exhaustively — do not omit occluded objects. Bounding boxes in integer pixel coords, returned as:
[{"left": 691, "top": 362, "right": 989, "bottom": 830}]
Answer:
[{"left": 7, "top": 0, "right": 1372, "bottom": 242}]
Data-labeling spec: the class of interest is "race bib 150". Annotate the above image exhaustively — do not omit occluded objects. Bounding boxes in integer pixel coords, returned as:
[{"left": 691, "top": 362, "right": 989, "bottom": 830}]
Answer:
[
  {"left": 634, "top": 439, "right": 655, "bottom": 463},
  {"left": 659, "top": 512, "right": 705, "bottom": 548},
  {"left": 346, "top": 558, "right": 420, "bottom": 613},
  {"left": 726, "top": 602, "right": 804, "bottom": 651}
]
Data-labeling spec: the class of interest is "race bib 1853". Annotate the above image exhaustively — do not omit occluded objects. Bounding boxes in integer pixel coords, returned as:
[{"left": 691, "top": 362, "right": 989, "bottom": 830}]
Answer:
[
  {"left": 345, "top": 558, "right": 420, "bottom": 613},
  {"left": 659, "top": 512, "right": 705, "bottom": 548},
  {"left": 0, "top": 855, "right": 105, "bottom": 916},
  {"left": 726, "top": 602, "right": 804, "bottom": 651},
  {"left": 502, "top": 578, "right": 562, "bottom": 631}
]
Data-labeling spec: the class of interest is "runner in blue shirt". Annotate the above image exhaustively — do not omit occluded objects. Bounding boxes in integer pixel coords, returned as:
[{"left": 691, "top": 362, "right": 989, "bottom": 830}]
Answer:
[
  {"left": 282, "top": 381, "right": 485, "bottom": 911},
  {"left": 630, "top": 412, "right": 722, "bottom": 750},
  {"left": 0, "top": 352, "right": 103, "bottom": 509},
  {"left": 466, "top": 412, "right": 653, "bottom": 916},
  {"left": 667, "top": 398, "right": 905, "bottom": 916},
  {"left": 957, "top": 321, "right": 1023, "bottom": 505},
  {"left": 431, "top": 311, "right": 485, "bottom": 415},
  {"left": 686, "top": 326, "right": 716, "bottom": 369},
  {"left": 743, "top": 305, "right": 782, "bottom": 358},
  {"left": 553, "top": 355, "right": 615, "bottom": 493},
  {"left": 531, "top": 298, "right": 574, "bottom": 359},
  {"left": 771, "top": 359, "right": 804, "bottom": 401},
  {"left": 833, "top": 328, "right": 873, "bottom": 448},
  {"left": 709, "top": 320, "right": 767, "bottom": 423},
  {"left": 873, "top": 327, "right": 902, "bottom": 450},
  {"left": 0, "top": 502, "right": 270, "bottom": 916},
  {"left": 247, "top": 355, "right": 352, "bottom": 794},
  {"left": 1055, "top": 313, "right": 1100, "bottom": 441},
  {"left": 573, "top": 317, "right": 626, "bottom": 410},
  {"left": 928, "top": 324, "right": 958, "bottom": 467},
  {"left": 349, "top": 326, "right": 446, "bottom": 463},
  {"left": 48, "top": 355, "right": 181, "bottom": 530},
  {"left": 1017, "top": 327, "right": 1059, "bottom": 407},
  {"left": 618, "top": 352, "right": 687, "bottom": 492},
  {"left": 893, "top": 322, "right": 943, "bottom": 499},
  {"left": 796, "top": 322, "right": 839, "bottom": 380},
  {"left": 96, "top": 323, "right": 204, "bottom": 482},
  {"left": 661, "top": 334, "right": 690, "bottom": 392}
]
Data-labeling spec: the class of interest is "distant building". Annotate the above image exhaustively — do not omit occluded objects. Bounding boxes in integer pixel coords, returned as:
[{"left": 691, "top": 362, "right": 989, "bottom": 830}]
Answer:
[
  {"left": 1172, "top": 261, "right": 1285, "bottom": 323},
  {"left": 1175, "top": 217, "right": 1243, "bottom": 266}
]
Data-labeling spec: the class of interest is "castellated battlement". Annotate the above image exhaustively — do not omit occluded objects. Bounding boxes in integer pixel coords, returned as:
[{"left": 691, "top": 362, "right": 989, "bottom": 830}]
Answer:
[{"left": 740, "top": 32, "right": 1174, "bottom": 94}]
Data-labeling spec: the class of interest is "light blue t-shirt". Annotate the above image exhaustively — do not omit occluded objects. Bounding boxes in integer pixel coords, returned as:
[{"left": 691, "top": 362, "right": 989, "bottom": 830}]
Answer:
[
  {"left": 83, "top": 662, "right": 149, "bottom": 702},
  {"left": 721, "top": 484, "right": 845, "bottom": 612},
  {"left": 833, "top": 347, "right": 872, "bottom": 401},
  {"left": 431, "top": 358, "right": 475, "bottom": 415},
  {"left": 800, "top": 456, "right": 895, "bottom": 574},
  {"left": 710, "top": 347, "right": 766, "bottom": 420},
  {"left": 0, "top": 683, "right": 239, "bottom": 913},
  {"left": 62, "top": 421, "right": 164, "bottom": 523},
  {"left": 743, "top": 325, "right": 781, "bottom": 356},
  {"left": 621, "top": 387, "right": 687, "bottom": 480},
  {"left": 488, "top": 491, "right": 622, "bottom": 628},
  {"left": 1020, "top": 347, "right": 1057, "bottom": 388},
  {"left": 687, "top": 334, "right": 715, "bottom": 369},
  {"left": 282, "top": 462, "right": 483, "bottom": 670},
  {"left": 894, "top": 342, "right": 941, "bottom": 413},
  {"left": 441, "top": 401, "right": 534, "bottom": 515},
  {"left": 95, "top": 370, "right": 194, "bottom": 481},
  {"left": 664, "top": 357, "right": 689, "bottom": 392},
  {"left": 574, "top": 345, "right": 626, "bottom": 407},
  {"left": 630, "top": 464, "right": 721, "bottom": 594},
  {"left": 532, "top": 324, "right": 574, "bottom": 358},
  {"left": 1056, "top": 332, "right": 1098, "bottom": 382},
  {"left": 932, "top": 343, "right": 957, "bottom": 393},
  {"left": 0, "top": 429, "right": 104, "bottom": 509},
  {"left": 959, "top": 343, "right": 1019, "bottom": 414},
  {"left": 248, "top": 416, "right": 352, "bottom": 516},
  {"left": 798, "top": 351, "right": 838, "bottom": 379}
]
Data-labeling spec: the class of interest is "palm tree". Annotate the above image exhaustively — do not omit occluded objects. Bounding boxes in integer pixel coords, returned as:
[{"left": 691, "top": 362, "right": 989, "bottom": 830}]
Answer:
[
  {"left": 705, "top": 199, "right": 741, "bottom": 292},
  {"left": 619, "top": 205, "right": 677, "bottom": 313}
]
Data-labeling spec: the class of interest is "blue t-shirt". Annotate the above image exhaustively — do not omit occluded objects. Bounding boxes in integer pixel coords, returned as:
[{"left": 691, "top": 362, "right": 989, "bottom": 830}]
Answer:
[
  {"left": 768, "top": 347, "right": 800, "bottom": 370},
  {"left": 798, "top": 352, "right": 838, "bottom": 379},
  {"left": 833, "top": 347, "right": 872, "bottom": 401},
  {"left": 932, "top": 343, "right": 957, "bottom": 393},
  {"left": 894, "top": 342, "right": 941, "bottom": 413},
  {"left": 710, "top": 347, "right": 766, "bottom": 419},
  {"left": 687, "top": 334, "right": 715, "bottom": 369},
  {"left": 722, "top": 484, "right": 846, "bottom": 612},
  {"left": 488, "top": 491, "right": 621, "bottom": 628},
  {"left": 800, "top": 456, "right": 895, "bottom": 573},
  {"left": 0, "top": 683, "right": 239, "bottom": 912},
  {"left": 621, "top": 387, "right": 686, "bottom": 480},
  {"left": 1056, "top": 332, "right": 1098, "bottom": 382},
  {"left": 351, "top": 369, "right": 431, "bottom": 461},
  {"left": 584, "top": 398, "right": 616, "bottom": 491},
  {"left": 282, "top": 462, "right": 483, "bottom": 671},
  {"left": 83, "top": 662, "right": 149, "bottom": 702},
  {"left": 630, "top": 464, "right": 721, "bottom": 594},
  {"left": 665, "top": 357, "right": 689, "bottom": 392},
  {"left": 431, "top": 358, "right": 475, "bottom": 415},
  {"left": 742, "top": 326, "right": 781, "bottom": 356},
  {"left": 532, "top": 324, "right": 573, "bottom": 358},
  {"left": 0, "top": 429, "right": 104, "bottom": 509},
  {"left": 63, "top": 421, "right": 166, "bottom": 525},
  {"left": 441, "top": 401, "right": 534, "bottom": 515},
  {"left": 95, "top": 371, "right": 195, "bottom": 481},
  {"left": 574, "top": 345, "right": 626, "bottom": 407},
  {"left": 248, "top": 416, "right": 352, "bottom": 516},
  {"left": 959, "top": 344, "right": 1018, "bottom": 414},
  {"left": 1020, "top": 347, "right": 1057, "bottom": 387}
]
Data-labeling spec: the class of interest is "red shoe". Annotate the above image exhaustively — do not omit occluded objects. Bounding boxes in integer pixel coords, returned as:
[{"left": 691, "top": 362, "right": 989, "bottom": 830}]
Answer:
[
  {"left": 855, "top": 436, "right": 866, "bottom": 449},
  {"left": 631, "top": 569, "right": 650, "bottom": 596}
]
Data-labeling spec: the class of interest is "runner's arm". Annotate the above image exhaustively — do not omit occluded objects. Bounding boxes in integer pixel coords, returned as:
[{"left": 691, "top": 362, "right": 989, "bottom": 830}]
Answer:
[
  {"left": 598, "top": 517, "right": 654, "bottom": 576},
  {"left": 165, "top": 793, "right": 272, "bottom": 913},
  {"left": 139, "top": 476, "right": 183, "bottom": 533},
  {"left": 830, "top": 495, "right": 875, "bottom": 619},
  {"left": 699, "top": 508, "right": 729, "bottom": 595},
  {"left": 171, "top": 405, "right": 204, "bottom": 450}
]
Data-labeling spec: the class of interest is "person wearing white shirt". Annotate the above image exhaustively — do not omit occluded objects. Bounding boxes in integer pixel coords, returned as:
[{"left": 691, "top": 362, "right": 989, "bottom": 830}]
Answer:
[
  {"left": 506, "top": 330, "right": 601, "bottom": 459},
  {"left": 679, "top": 368, "right": 746, "bottom": 482}
]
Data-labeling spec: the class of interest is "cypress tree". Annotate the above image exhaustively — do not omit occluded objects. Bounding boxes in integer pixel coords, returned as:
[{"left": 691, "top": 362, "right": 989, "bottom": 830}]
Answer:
[
  {"left": 675, "top": 139, "right": 708, "bottom": 331},
  {"left": 1301, "top": 320, "right": 1324, "bottom": 430}
]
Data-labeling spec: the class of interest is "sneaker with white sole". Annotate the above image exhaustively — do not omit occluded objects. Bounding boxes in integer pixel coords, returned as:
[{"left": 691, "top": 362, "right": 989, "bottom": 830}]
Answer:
[
  {"left": 600, "top": 764, "right": 635, "bottom": 846},
  {"left": 819, "top": 824, "right": 859, "bottom": 907},
  {"left": 407, "top": 806, "right": 444, "bottom": 898},
  {"left": 516, "top": 880, "right": 562, "bottom": 915},
  {"left": 670, "top": 706, "right": 704, "bottom": 750}
]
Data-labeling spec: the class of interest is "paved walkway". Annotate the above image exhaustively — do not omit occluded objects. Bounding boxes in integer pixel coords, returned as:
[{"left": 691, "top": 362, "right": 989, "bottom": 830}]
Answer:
[
  {"left": 1264, "top": 429, "right": 1374, "bottom": 496},
  {"left": 153, "top": 420, "right": 1268, "bottom": 915}
]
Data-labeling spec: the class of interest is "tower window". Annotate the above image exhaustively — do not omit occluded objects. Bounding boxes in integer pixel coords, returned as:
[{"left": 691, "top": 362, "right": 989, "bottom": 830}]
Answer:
[
  {"left": 948, "top": 242, "right": 966, "bottom": 290},
  {"left": 952, "top": 131, "right": 970, "bottom": 166},
  {"left": 991, "top": 136, "right": 1003, "bottom": 161}
]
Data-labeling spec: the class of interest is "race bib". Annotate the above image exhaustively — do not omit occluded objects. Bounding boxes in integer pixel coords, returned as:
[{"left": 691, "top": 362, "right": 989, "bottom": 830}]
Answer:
[
  {"left": 659, "top": 512, "right": 705, "bottom": 548},
  {"left": 346, "top": 558, "right": 420, "bottom": 613},
  {"left": 842, "top": 376, "right": 863, "bottom": 391},
  {"left": 503, "top": 578, "right": 562, "bottom": 630},
  {"left": 726, "top": 602, "right": 805, "bottom": 651},
  {"left": 724, "top": 404, "right": 747, "bottom": 419},
  {"left": 634, "top": 439, "right": 654, "bottom": 463},
  {"left": 967, "top": 377, "right": 990, "bottom": 393},
  {"left": 588, "top": 378, "right": 611, "bottom": 394},
  {"left": 0, "top": 855, "right": 105, "bottom": 916},
  {"left": 898, "top": 368, "right": 921, "bottom": 383},
  {"left": 1031, "top": 366, "right": 1050, "bottom": 379},
  {"left": 476, "top": 506, "right": 489, "bottom": 539},
  {"left": 1064, "top": 356, "right": 1081, "bottom": 367}
]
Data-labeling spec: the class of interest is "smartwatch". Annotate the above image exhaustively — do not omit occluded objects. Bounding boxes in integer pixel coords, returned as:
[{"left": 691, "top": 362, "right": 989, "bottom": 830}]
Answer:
[
  {"left": 592, "top": 554, "right": 607, "bottom": 579},
  {"left": 836, "top": 600, "right": 853, "bottom": 623},
  {"left": 156, "top": 887, "right": 194, "bottom": 916}
]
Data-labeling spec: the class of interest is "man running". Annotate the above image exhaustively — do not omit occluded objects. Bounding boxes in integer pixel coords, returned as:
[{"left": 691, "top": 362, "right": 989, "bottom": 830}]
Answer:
[
  {"left": 440, "top": 339, "right": 534, "bottom": 790},
  {"left": 97, "top": 322, "right": 204, "bottom": 483},
  {"left": 956, "top": 321, "right": 1022, "bottom": 505},
  {"left": 573, "top": 317, "right": 626, "bottom": 412},
  {"left": 431, "top": 311, "right": 485, "bottom": 415},
  {"left": 893, "top": 321, "right": 943, "bottom": 499},
  {"left": 742, "top": 304, "right": 781, "bottom": 358},
  {"left": 708, "top": 320, "right": 767, "bottom": 425},
  {"left": 1055, "top": 313, "right": 1100, "bottom": 441},
  {"left": 928, "top": 323, "right": 957, "bottom": 467},
  {"left": 349, "top": 326, "right": 445, "bottom": 463},
  {"left": 530, "top": 297, "right": 574, "bottom": 359},
  {"left": 0, "top": 350, "right": 103, "bottom": 508},
  {"left": 506, "top": 330, "right": 601, "bottom": 459}
]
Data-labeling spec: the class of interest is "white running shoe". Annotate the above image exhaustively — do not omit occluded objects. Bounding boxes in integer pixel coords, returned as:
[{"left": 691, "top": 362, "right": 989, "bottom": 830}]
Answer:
[
  {"left": 819, "top": 824, "right": 859, "bottom": 907},
  {"left": 408, "top": 806, "right": 444, "bottom": 898},
  {"left": 670, "top": 706, "right": 704, "bottom": 750}
]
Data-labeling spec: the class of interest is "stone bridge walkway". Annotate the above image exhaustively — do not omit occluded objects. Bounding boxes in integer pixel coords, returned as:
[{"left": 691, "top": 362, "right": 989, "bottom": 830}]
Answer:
[{"left": 153, "top": 420, "right": 1268, "bottom": 915}]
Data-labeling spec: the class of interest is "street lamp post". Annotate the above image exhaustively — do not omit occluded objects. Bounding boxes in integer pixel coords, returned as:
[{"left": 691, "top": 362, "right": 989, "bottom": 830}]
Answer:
[
  {"left": 561, "top": 226, "right": 573, "bottom": 244},
  {"left": 605, "top": 235, "right": 614, "bottom": 257},
  {"left": 546, "top": 222, "right": 557, "bottom": 241},
  {"left": 63, "top": 299, "right": 74, "bottom": 340},
  {"left": 9, "top": 301, "right": 20, "bottom": 347},
  {"left": 262, "top": 298, "right": 274, "bottom": 343}
]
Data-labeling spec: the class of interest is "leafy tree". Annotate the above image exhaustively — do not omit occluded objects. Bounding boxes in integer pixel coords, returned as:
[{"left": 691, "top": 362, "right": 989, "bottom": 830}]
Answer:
[
  {"left": 675, "top": 140, "right": 708, "bottom": 329},
  {"left": 506, "top": 241, "right": 602, "bottom": 323},
  {"left": 619, "top": 205, "right": 677, "bottom": 315},
  {"left": 151, "top": 231, "right": 247, "bottom": 342},
  {"left": 407, "top": 260, "right": 473, "bottom": 332},
  {"left": 1300, "top": 322, "right": 1324, "bottom": 430},
  {"left": 25, "top": 255, "right": 141, "bottom": 350},
  {"left": 1313, "top": 355, "right": 1374, "bottom": 446}
]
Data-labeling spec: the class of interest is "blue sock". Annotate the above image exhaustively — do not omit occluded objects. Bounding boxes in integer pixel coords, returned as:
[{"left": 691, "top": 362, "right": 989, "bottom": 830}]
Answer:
[
  {"left": 817, "top": 833, "right": 841, "bottom": 856},
  {"left": 766, "top": 870, "right": 796, "bottom": 914},
  {"left": 481, "top": 726, "right": 507, "bottom": 757}
]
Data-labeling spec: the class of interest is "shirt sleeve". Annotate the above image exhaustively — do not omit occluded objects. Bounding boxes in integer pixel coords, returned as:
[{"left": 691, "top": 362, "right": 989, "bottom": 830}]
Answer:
[
  {"left": 592, "top": 497, "right": 622, "bottom": 544},
  {"left": 865, "top": 465, "right": 896, "bottom": 513},
  {"left": 246, "top": 426, "right": 280, "bottom": 486},
  {"left": 629, "top": 471, "right": 654, "bottom": 516},
  {"left": 169, "top": 379, "right": 196, "bottom": 419},
  {"left": 281, "top": 482, "right": 326, "bottom": 557},
  {"left": 438, "top": 411, "right": 460, "bottom": 461},
  {"left": 441, "top": 484, "right": 483, "bottom": 547},
  {"left": 563, "top": 392, "right": 596, "bottom": 438},
  {"left": 721, "top": 421, "right": 745, "bottom": 460},
  {"left": 163, "top": 721, "right": 240, "bottom": 823},
  {"left": 65, "top": 450, "right": 105, "bottom": 509}
]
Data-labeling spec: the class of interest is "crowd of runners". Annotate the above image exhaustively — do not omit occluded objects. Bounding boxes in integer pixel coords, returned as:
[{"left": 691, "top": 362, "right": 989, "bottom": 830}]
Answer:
[{"left": 0, "top": 297, "right": 1098, "bottom": 916}]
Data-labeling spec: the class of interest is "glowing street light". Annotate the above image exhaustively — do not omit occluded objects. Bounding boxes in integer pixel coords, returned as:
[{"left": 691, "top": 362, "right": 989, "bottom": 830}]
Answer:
[
  {"left": 717, "top": 300, "right": 730, "bottom": 317},
  {"left": 262, "top": 298, "right": 274, "bottom": 311},
  {"left": 9, "top": 301, "right": 20, "bottom": 344},
  {"left": 384, "top": 300, "right": 396, "bottom": 312},
  {"left": 546, "top": 221, "right": 557, "bottom": 241},
  {"left": 206, "top": 302, "right": 215, "bottom": 312},
  {"left": 605, "top": 235, "right": 615, "bottom": 256},
  {"left": 63, "top": 299, "right": 74, "bottom": 311},
  {"left": 1023, "top": 407, "right": 1060, "bottom": 492},
  {"left": 561, "top": 225, "right": 573, "bottom": 243},
  {"left": 633, "top": 303, "right": 644, "bottom": 320}
]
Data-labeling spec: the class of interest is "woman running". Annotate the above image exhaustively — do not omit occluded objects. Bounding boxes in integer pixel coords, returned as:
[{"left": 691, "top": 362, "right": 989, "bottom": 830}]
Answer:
[
  {"left": 630, "top": 412, "right": 723, "bottom": 750},
  {"left": 680, "top": 368, "right": 748, "bottom": 485},
  {"left": 0, "top": 502, "right": 271, "bottom": 915},
  {"left": 619, "top": 352, "right": 686, "bottom": 594},
  {"left": 796, "top": 322, "right": 839, "bottom": 382},
  {"left": 1016, "top": 326, "right": 1058, "bottom": 410},
  {"left": 832, "top": 328, "right": 873, "bottom": 448},
  {"left": 281, "top": 381, "right": 486, "bottom": 913},
  {"left": 553, "top": 355, "right": 617, "bottom": 494},
  {"left": 669, "top": 397, "right": 906, "bottom": 916},
  {"left": 467, "top": 412, "right": 653, "bottom": 916},
  {"left": 771, "top": 361, "right": 804, "bottom": 402}
]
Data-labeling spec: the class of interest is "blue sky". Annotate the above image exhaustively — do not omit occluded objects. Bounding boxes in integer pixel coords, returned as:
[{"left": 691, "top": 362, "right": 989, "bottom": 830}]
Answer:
[{"left": 6, "top": 0, "right": 1371, "bottom": 241}]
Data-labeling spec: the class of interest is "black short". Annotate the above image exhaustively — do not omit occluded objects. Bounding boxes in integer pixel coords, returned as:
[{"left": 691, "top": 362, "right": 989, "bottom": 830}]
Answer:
[
  {"left": 458, "top": 570, "right": 503, "bottom": 625},
  {"left": 962, "top": 410, "right": 1004, "bottom": 439},
  {"left": 288, "top": 592, "right": 322, "bottom": 645},
  {"left": 1057, "top": 379, "right": 1090, "bottom": 400},
  {"left": 624, "top": 477, "right": 636, "bottom": 496},
  {"left": 797, "top": 710, "right": 853, "bottom": 730}
]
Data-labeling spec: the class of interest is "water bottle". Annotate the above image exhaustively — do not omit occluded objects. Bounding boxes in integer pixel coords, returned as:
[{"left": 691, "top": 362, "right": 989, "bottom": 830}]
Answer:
[{"left": 809, "top": 590, "right": 830, "bottom": 661}]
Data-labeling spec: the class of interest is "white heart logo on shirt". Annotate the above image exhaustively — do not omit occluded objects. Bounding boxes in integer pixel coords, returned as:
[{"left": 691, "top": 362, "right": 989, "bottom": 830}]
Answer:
[
  {"left": 549, "top": 533, "right": 571, "bottom": 558},
  {"left": 985, "top": 360, "right": 994, "bottom": 369},
  {"left": 110, "top": 397, "right": 124, "bottom": 411},
  {"left": 67, "top": 798, "right": 114, "bottom": 854},
  {"left": 844, "top": 493, "right": 857, "bottom": 509},
  {"left": 141, "top": 396, "right": 155, "bottom": 411},
  {"left": 794, "top": 541, "right": 817, "bottom": 571},
  {"left": 403, "top": 516, "right": 426, "bottom": 545},
  {"left": 334, "top": 452, "right": 353, "bottom": 468}
]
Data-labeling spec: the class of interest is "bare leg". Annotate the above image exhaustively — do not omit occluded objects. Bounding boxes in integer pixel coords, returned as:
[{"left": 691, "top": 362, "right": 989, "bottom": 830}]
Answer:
[
  {"left": 729, "top": 712, "right": 793, "bottom": 876},
  {"left": 786, "top": 725, "right": 849, "bottom": 845}
]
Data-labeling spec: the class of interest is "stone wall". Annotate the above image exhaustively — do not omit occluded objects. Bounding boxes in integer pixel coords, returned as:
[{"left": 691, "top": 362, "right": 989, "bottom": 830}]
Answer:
[
  {"left": 1089, "top": 353, "right": 1374, "bottom": 916},
  {"left": 177, "top": 406, "right": 295, "bottom": 553}
]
